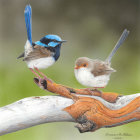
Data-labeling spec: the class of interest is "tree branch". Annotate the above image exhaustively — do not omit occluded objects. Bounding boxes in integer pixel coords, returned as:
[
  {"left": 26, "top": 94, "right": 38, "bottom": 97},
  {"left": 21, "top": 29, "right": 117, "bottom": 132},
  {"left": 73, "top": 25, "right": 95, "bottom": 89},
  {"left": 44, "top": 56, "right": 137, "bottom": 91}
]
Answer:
[
  {"left": 0, "top": 96, "right": 74, "bottom": 136},
  {"left": 0, "top": 77, "right": 140, "bottom": 135}
]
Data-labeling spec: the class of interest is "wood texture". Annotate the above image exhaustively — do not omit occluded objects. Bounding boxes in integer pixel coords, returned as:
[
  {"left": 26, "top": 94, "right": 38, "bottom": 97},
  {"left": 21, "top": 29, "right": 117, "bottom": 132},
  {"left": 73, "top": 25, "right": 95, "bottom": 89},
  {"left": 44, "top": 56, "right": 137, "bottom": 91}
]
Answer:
[
  {"left": 0, "top": 76, "right": 139, "bottom": 135},
  {"left": 34, "top": 77, "right": 140, "bottom": 133}
]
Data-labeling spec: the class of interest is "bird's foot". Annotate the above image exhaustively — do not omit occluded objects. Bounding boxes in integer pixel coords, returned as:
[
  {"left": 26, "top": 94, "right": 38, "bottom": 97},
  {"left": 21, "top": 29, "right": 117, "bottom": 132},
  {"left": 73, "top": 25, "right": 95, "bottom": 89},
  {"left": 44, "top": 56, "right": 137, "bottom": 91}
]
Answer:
[
  {"left": 43, "top": 76, "right": 53, "bottom": 83},
  {"left": 29, "top": 68, "right": 41, "bottom": 79},
  {"left": 34, "top": 67, "right": 46, "bottom": 77},
  {"left": 94, "top": 87, "right": 105, "bottom": 89},
  {"left": 84, "top": 88, "right": 102, "bottom": 96},
  {"left": 34, "top": 78, "right": 47, "bottom": 90},
  {"left": 34, "top": 67, "right": 53, "bottom": 83}
]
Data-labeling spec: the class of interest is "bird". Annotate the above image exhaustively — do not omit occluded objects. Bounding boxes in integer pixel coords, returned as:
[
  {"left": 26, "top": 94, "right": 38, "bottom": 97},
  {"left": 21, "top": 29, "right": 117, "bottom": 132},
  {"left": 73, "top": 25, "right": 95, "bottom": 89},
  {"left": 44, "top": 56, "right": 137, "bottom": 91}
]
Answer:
[
  {"left": 74, "top": 29, "right": 129, "bottom": 92},
  {"left": 17, "top": 5, "right": 66, "bottom": 80}
]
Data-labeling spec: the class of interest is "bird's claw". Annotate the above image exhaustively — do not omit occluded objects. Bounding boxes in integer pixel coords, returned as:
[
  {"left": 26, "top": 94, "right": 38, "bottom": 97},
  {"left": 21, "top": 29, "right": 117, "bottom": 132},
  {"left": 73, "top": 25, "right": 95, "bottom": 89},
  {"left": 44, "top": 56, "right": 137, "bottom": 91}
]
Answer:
[
  {"left": 43, "top": 76, "right": 53, "bottom": 83},
  {"left": 30, "top": 67, "right": 53, "bottom": 83},
  {"left": 34, "top": 78, "right": 48, "bottom": 90},
  {"left": 85, "top": 88, "right": 102, "bottom": 96}
]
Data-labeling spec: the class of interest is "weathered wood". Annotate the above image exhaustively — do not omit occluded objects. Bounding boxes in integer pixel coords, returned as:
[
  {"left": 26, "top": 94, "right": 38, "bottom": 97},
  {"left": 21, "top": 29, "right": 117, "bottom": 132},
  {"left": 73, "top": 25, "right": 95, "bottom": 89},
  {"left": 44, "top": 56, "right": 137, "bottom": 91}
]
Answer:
[{"left": 0, "top": 76, "right": 139, "bottom": 135}]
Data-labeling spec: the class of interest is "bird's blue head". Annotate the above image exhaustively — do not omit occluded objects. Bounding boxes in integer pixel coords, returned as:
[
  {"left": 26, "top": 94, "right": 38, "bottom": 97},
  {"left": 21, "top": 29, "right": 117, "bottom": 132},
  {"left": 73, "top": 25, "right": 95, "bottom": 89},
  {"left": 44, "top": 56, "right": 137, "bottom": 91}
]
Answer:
[
  {"left": 35, "top": 34, "right": 66, "bottom": 48},
  {"left": 34, "top": 35, "right": 66, "bottom": 61}
]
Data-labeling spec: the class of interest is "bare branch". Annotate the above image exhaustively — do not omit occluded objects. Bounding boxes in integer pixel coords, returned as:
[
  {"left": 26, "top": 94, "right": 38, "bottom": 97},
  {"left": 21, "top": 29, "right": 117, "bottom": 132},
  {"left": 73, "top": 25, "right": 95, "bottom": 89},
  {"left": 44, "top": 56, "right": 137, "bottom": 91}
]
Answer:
[
  {"left": 0, "top": 96, "right": 74, "bottom": 136},
  {"left": 0, "top": 93, "right": 140, "bottom": 135},
  {"left": 0, "top": 77, "right": 140, "bottom": 135}
]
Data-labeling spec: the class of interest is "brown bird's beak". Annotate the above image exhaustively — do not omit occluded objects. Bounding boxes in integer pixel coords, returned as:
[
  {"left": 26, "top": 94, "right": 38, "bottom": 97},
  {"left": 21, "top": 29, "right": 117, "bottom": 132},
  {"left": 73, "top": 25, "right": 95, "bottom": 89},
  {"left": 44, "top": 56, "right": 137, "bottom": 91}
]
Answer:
[{"left": 74, "top": 66, "right": 79, "bottom": 69}]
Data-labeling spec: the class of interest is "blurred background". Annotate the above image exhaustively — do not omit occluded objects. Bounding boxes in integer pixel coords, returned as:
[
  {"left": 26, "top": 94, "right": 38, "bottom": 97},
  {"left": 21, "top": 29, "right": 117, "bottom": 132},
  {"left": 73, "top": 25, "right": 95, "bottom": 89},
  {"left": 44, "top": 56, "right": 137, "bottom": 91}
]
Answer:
[{"left": 0, "top": 0, "right": 140, "bottom": 139}]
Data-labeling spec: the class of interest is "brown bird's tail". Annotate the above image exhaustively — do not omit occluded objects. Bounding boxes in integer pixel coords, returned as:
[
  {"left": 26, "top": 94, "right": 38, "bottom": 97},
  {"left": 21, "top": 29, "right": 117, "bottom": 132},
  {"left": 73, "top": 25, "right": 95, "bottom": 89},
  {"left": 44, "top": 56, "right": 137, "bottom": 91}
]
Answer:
[{"left": 105, "top": 29, "right": 129, "bottom": 64}]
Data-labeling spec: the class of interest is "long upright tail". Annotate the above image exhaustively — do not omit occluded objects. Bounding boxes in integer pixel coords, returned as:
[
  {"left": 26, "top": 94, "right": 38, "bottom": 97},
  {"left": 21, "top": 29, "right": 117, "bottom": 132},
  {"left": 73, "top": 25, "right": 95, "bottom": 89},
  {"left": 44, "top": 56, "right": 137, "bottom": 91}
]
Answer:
[
  {"left": 105, "top": 29, "right": 129, "bottom": 63},
  {"left": 24, "top": 5, "right": 32, "bottom": 45}
]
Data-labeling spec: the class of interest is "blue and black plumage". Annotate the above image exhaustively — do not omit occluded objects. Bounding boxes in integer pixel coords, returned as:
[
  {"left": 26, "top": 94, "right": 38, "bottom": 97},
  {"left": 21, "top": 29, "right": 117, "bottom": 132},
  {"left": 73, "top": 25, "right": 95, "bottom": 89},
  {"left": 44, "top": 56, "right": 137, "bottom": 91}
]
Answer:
[
  {"left": 17, "top": 5, "right": 66, "bottom": 78},
  {"left": 24, "top": 5, "right": 32, "bottom": 45}
]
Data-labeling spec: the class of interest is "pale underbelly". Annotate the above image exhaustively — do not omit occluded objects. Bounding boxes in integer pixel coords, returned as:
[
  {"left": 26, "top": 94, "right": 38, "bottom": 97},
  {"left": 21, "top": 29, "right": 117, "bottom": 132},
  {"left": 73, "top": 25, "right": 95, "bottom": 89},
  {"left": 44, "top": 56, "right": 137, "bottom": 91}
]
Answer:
[
  {"left": 75, "top": 69, "right": 110, "bottom": 88},
  {"left": 26, "top": 57, "right": 55, "bottom": 69}
]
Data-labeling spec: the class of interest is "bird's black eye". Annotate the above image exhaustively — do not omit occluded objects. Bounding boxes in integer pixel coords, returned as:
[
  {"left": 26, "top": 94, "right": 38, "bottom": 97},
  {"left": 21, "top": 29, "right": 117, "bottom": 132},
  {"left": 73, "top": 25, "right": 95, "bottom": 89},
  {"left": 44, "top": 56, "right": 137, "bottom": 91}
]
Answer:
[{"left": 83, "top": 64, "right": 87, "bottom": 67}]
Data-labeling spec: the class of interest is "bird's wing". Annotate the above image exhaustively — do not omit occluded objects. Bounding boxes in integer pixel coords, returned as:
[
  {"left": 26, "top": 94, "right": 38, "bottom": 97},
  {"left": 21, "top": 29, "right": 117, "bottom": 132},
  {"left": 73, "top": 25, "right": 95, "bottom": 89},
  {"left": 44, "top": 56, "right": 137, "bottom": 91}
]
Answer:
[
  {"left": 24, "top": 5, "right": 32, "bottom": 45},
  {"left": 91, "top": 60, "right": 115, "bottom": 77},
  {"left": 23, "top": 45, "right": 55, "bottom": 61}
]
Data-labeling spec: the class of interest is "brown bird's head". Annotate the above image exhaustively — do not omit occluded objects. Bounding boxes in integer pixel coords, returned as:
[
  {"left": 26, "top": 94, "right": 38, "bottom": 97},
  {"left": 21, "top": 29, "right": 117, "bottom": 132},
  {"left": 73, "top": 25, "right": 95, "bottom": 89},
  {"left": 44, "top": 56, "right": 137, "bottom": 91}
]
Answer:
[{"left": 74, "top": 57, "right": 93, "bottom": 70}]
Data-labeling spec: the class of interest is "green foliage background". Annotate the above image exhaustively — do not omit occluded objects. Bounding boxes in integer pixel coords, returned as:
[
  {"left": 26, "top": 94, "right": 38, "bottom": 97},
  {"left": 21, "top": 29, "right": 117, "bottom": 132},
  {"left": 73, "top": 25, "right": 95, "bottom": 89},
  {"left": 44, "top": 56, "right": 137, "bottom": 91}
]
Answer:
[{"left": 0, "top": 0, "right": 140, "bottom": 139}]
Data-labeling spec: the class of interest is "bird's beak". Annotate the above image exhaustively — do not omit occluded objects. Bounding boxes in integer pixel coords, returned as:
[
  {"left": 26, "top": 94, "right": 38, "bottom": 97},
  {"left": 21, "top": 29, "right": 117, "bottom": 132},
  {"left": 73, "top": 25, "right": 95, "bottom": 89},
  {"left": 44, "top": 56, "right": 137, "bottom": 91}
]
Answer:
[
  {"left": 74, "top": 66, "right": 79, "bottom": 69},
  {"left": 60, "top": 40, "right": 67, "bottom": 43}
]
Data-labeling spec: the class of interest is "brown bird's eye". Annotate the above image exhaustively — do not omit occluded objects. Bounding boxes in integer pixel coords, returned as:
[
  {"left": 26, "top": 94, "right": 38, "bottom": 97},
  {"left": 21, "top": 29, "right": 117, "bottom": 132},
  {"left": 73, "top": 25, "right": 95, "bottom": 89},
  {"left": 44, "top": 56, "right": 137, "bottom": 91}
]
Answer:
[{"left": 83, "top": 64, "right": 87, "bottom": 67}]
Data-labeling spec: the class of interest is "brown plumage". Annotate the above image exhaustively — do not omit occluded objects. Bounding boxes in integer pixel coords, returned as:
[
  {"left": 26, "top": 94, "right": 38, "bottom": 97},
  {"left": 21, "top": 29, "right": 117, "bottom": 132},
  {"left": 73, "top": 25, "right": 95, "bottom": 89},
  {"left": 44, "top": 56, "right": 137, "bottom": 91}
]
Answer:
[
  {"left": 74, "top": 29, "right": 129, "bottom": 88},
  {"left": 23, "top": 45, "right": 54, "bottom": 61},
  {"left": 75, "top": 57, "right": 89, "bottom": 67},
  {"left": 74, "top": 57, "right": 116, "bottom": 88},
  {"left": 75, "top": 57, "right": 115, "bottom": 77},
  {"left": 91, "top": 60, "right": 114, "bottom": 77}
]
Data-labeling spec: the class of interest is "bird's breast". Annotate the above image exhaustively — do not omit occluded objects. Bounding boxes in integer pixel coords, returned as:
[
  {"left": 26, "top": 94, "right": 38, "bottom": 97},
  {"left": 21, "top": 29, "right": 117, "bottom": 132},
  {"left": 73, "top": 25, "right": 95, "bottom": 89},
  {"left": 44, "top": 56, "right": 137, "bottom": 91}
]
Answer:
[
  {"left": 26, "top": 57, "right": 55, "bottom": 69},
  {"left": 74, "top": 68, "right": 110, "bottom": 87}
]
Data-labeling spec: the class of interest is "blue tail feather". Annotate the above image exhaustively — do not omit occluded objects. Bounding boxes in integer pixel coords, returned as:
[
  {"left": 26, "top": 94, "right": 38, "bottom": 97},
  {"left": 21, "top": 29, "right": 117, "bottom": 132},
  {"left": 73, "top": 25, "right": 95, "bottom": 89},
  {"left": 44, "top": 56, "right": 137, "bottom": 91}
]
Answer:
[{"left": 24, "top": 5, "right": 32, "bottom": 44}]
